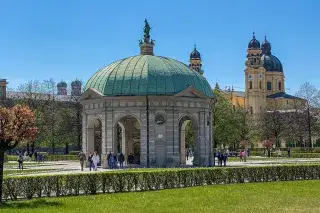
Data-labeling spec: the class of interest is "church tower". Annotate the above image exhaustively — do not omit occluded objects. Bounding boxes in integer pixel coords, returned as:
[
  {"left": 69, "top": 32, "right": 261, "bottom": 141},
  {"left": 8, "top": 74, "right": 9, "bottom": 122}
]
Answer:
[
  {"left": 245, "top": 33, "right": 266, "bottom": 114},
  {"left": 189, "top": 45, "right": 203, "bottom": 75}
]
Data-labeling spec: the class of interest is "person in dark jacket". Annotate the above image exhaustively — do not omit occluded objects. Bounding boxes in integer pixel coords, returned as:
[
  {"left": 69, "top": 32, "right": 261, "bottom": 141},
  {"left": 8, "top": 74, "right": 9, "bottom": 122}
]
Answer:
[
  {"left": 128, "top": 153, "right": 134, "bottom": 167},
  {"left": 217, "top": 151, "right": 223, "bottom": 166},
  {"left": 78, "top": 151, "right": 86, "bottom": 171},
  {"left": 107, "top": 151, "right": 112, "bottom": 168},
  {"left": 17, "top": 152, "right": 24, "bottom": 170},
  {"left": 112, "top": 154, "right": 118, "bottom": 169},
  {"left": 287, "top": 147, "right": 291, "bottom": 158},
  {"left": 118, "top": 153, "right": 125, "bottom": 169},
  {"left": 88, "top": 152, "right": 93, "bottom": 171},
  {"left": 223, "top": 152, "right": 228, "bottom": 166}
]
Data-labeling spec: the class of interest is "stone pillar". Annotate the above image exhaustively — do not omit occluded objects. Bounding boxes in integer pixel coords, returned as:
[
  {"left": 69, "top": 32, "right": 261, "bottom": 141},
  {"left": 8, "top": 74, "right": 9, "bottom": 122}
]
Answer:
[
  {"left": 172, "top": 110, "right": 180, "bottom": 165},
  {"left": 148, "top": 111, "right": 156, "bottom": 165},
  {"left": 180, "top": 129, "right": 186, "bottom": 165},
  {"left": 198, "top": 111, "right": 209, "bottom": 166},
  {"left": 165, "top": 110, "right": 174, "bottom": 162},
  {"left": 82, "top": 113, "right": 87, "bottom": 155},
  {"left": 101, "top": 113, "right": 107, "bottom": 168},
  {"left": 125, "top": 119, "right": 133, "bottom": 157},
  {"left": 140, "top": 110, "right": 148, "bottom": 166},
  {"left": 106, "top": 110, "right": 113, "bottom": 153}
]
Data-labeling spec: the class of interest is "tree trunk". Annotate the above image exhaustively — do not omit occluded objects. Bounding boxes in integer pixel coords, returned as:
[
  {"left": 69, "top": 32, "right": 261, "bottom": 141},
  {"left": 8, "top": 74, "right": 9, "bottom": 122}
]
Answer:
[{"left": 0, "top": 150, "right": 5, "bottom": 203}]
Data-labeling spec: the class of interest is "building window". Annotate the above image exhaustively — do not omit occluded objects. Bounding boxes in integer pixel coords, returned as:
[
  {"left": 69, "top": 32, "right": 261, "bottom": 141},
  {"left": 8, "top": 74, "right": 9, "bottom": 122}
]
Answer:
[
  {"left": 250, "top": 106, "right": 253, "bottom": 114},
  {"left": 259, "top": 81, "right": 262, "bottom": 89},
  {"left": 249, "top": 81, "right": 252, "bottom": 89},
  {"left": 267, "top": 82, "right": 272, "bottom": 90},
  {"left": 278, "top": 82, "right": 282, "bottom": 91}
]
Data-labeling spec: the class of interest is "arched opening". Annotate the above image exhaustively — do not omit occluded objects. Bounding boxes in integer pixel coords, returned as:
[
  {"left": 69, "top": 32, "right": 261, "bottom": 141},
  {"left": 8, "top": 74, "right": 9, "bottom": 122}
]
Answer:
[
  {"left": 87, "top": 118, "right": 102, "bottom": 166},
  {"left": 179, "top": 115, "right": 198, "bottom": 166},
  {"left": 114, "top": 115, "right": 141, "bottom": 164}
]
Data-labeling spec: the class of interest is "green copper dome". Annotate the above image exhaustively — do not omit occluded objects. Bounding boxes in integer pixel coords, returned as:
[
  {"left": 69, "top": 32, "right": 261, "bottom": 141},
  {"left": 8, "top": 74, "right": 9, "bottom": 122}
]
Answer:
[{"left": 85, "top": 55, "right": 213, "bottom": 97}]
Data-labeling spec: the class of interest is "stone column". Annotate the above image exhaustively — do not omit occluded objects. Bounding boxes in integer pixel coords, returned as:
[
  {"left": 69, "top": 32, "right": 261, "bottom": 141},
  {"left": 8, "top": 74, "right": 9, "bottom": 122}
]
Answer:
[
  {"left": 140, "top": 110, "right": 147, "bottom": 166},
  {"left": 125, "top": 119, "right": 133, "bottom": 157},
  {"left": 180, "top": 129, "right": 186, "bottom": 165},
  {"left": 148, "top": 110, "right": 156, "bottom": 165},
  {"left": 101, "top": 112, "right": 107, "bottom": 168},
  {"left": 82, "top": 113, "right": 87, "bottom": 155},
  {"left": 105, "top": 109, "right": 113, "bottom": 169}
]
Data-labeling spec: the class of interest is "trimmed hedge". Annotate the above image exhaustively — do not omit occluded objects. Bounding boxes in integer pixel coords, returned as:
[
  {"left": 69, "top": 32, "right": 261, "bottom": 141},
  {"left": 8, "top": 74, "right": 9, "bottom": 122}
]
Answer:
[
  {"left": 69, "top": 151, "right": 81, "bottom": 155},
  {"left": 6, "top": 154, "right": 78, "bottom": 162},
  {"left": 46, "top": 155, "right": 78, "bottom": 161},
  {"left": 2, "top": 165, "right": 320, "bottom": 200},
  {"left": 250, "top": 151, "right": 320, "bottom": 158}
]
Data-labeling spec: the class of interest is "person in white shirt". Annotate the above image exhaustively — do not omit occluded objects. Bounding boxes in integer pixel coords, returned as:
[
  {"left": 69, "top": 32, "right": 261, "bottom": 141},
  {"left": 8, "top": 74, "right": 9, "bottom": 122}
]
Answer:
[{"left": 92, "top": 151, "right": 100, "bottom": 171}]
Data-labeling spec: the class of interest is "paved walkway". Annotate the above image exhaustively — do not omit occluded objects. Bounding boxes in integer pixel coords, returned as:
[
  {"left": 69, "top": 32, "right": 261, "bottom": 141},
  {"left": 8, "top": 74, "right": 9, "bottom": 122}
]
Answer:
[{"left": 6, "top": 157, "right": 320, "bottom": 176}]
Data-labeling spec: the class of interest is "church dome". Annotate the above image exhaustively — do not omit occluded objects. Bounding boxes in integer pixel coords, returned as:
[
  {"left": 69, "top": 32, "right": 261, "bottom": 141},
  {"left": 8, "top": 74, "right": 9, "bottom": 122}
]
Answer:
[
  {"left": 85, "top": 55, "right": 213, "bottom": 97},
  {"left": 71, "top": 80, "right": 82, "bottom": 86},
  {"left": 57, "top": 81, "right": 67, "bottom": 88},
  {"left": 190, "top": 45, "right": 201, "bottom": 59},
  {"left": 261, "top": 36, "right": 271, "bottom": 55},
  {"left": 261, "top": 54, "right": 283, "bottom": 72},
  {"left": 248, "top": 33, "right": 260, "bottom": 49}
]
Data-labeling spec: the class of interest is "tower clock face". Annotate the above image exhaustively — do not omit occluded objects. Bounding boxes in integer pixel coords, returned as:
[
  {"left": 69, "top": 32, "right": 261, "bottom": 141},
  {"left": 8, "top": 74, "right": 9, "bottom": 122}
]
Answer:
[{"left": 248, "top": 74, "right": 253, "bottom": 80}]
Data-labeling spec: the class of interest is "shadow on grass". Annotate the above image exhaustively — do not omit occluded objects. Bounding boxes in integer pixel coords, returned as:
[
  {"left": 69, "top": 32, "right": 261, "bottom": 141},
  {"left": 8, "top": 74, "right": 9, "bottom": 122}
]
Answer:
[{"left": 0, "top": 199, "right": 63, "bottom": 209}]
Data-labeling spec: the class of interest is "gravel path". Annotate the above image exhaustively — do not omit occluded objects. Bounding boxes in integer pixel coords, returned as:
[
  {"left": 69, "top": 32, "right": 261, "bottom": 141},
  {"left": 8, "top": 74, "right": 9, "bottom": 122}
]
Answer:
[{"left": 5, "top": 157, "right": 320, "bottom": 176}]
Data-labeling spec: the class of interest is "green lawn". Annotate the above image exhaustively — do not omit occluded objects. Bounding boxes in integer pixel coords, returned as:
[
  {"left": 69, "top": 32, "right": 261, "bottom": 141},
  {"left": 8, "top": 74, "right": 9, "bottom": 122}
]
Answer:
[{"left": 1, "top": 180, "right": 319, "bottom": 213}]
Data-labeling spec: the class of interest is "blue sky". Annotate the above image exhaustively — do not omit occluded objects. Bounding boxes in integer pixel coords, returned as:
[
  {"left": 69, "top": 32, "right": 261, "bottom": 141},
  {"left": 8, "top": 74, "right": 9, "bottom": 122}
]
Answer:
[{"left": 0, "top": 0, "right": 319, "bottom": 93}]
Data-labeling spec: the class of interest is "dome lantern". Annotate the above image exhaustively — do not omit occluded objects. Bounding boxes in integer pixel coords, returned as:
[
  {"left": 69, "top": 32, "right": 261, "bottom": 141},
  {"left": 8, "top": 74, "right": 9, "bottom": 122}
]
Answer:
[{"left": 139, "top": 19, "right": 155, "bottom": 55}]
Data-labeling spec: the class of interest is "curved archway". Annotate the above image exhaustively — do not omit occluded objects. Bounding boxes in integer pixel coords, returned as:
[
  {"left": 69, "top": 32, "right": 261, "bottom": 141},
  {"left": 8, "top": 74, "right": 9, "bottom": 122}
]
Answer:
[
  {"left": 113, "top": 115, "right": 141, "bottom": 165},
  {"left": 179, "top": 114, "right": 199, "bottom": 166},
  {"left": 87, "top": 118, "right": 102, "bottom": 165}
]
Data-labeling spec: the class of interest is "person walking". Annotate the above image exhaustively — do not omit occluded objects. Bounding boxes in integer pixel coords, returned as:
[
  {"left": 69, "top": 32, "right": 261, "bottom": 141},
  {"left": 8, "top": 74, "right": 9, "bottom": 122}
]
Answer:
[
  {"left": 78, "top": 151, "right": 86, "bottom": 171},
  {"left": 186, "top": 150, "right": 189, "bottom": 161},
  {"left": 244, "top": 149, "right": 247, "bottom": 162},
  {"left": 223, "top": 151, "right": 228, "bottom": 166},
  {"left": 113, "top": 153, "right": 118, "bottom": 169},
  {"left": 92, "top": 151, "right": 100, "bottom": 171},
  {"left": 287, "top": 147, "right": 291, "bottom": 158},
  {"left": 17, "top": 152, "right": 24, "bottom": 170},
  {"left": 107, "top": 151, "right": 112, "bottom": 168},
  {"left": 277, "top": 149, "right": 282, "bottom": 159},
  {"left": 118, "top": 152, "right": 125, "bottom": 169},
  {"left": 88, "top": 152, "right": 93, "bottom": 171},
  {"left": 128, "top": 153, "right": 134, "bottom": 167},
  {"left": 239, "top": 150, "right": 244, "bottom": 162}
]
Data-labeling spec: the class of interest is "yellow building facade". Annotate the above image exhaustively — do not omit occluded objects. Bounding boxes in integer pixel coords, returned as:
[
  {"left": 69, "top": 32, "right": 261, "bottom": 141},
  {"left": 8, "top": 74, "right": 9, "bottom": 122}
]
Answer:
[{"left": 219, "top": 33, "right": 304, "bottom": 113}]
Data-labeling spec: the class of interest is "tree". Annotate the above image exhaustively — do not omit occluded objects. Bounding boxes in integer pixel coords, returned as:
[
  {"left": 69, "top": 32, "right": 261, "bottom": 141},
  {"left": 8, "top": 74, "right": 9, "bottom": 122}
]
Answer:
[
  {"left": 233, "top": 105, "right": 255, "bottom": 147},
  {"left": 295, "top": 82, "right": 320, "bottom": 147},
  {"left": 212, "top": 89, "right": 238, "bottom": 148},
  {"left": 0, "top": 105, "right": 37, "bottom": 202},
  {"left": 259, "top": 104, "right": 288, "bottom": 148}
]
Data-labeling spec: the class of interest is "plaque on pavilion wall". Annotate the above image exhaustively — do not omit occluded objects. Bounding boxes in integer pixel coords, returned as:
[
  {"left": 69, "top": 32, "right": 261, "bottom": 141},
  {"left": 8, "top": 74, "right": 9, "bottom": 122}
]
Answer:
[{"left": 155, "top": 114, "right": 165, "bottom": 125}]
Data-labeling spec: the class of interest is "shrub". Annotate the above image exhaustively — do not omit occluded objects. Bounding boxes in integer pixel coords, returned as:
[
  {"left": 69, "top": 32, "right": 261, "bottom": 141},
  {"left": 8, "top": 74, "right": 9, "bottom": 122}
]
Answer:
[
  {"left": 2, "top": 165, "right": 320, "bottom": 201},
  {"left": 69, "top": 151, "right": 81, "bottom": 155},
  {"left": 46, "top": 155, "right": 78, "bottom": 161},
  {"left": 7, "top": 155, "right": 18, "bottom": 161}
]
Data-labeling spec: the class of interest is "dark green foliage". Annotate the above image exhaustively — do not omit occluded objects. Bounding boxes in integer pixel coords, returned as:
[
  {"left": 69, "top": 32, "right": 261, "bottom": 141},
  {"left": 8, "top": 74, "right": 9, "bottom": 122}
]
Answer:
[{"left": 2, "top": 165, "right": 320, "bottom": 201}]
